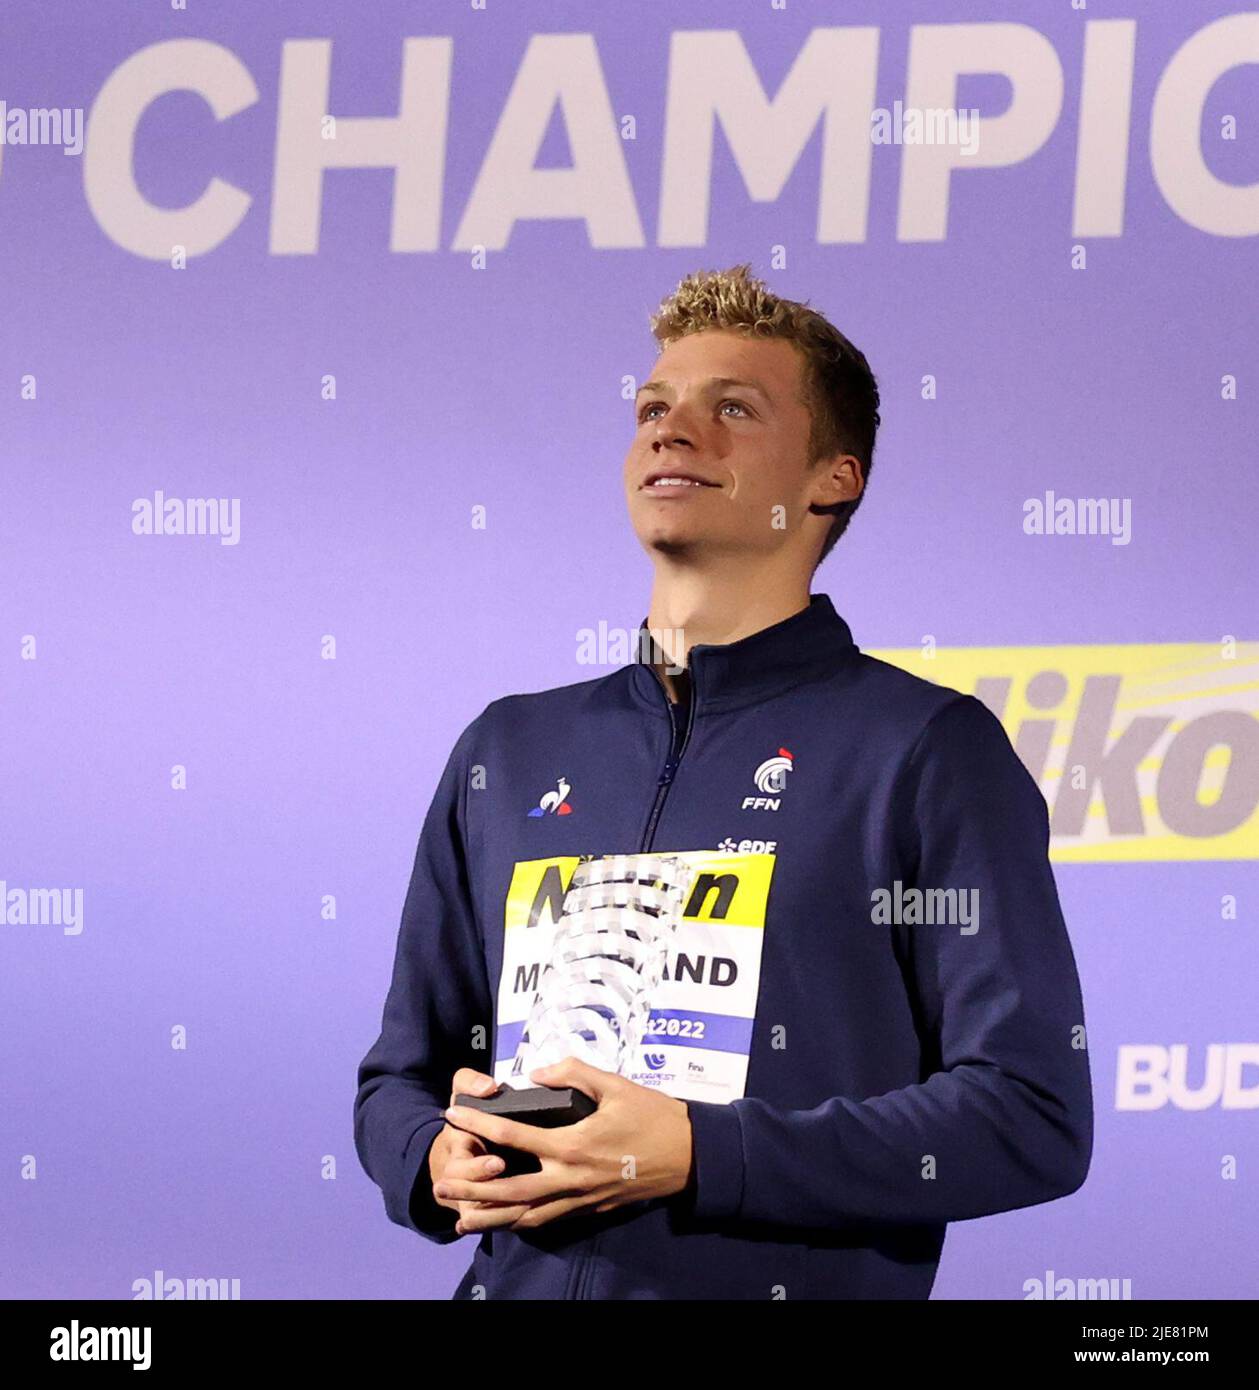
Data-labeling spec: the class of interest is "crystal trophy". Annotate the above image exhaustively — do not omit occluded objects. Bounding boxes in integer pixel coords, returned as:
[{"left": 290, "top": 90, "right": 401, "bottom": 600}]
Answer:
[{"left": 454, "top": 852, "right": 697, "bottom": 1175}]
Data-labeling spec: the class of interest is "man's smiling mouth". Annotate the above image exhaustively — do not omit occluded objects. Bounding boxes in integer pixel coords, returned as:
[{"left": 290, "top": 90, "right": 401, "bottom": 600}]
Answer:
[{"left": 641, "top": 470, "right": 720, "bottom": 490}]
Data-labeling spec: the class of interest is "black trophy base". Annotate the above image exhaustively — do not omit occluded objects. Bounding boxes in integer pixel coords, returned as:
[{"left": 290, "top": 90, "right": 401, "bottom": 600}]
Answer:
[{"left": 452, "top": 1085, "right": 597, "bottom": 1176}]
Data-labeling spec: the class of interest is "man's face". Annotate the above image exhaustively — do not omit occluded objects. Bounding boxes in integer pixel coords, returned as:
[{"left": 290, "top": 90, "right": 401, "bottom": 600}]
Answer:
[{"left": 624, "top": 328, "right": 838, "bottom": 566}]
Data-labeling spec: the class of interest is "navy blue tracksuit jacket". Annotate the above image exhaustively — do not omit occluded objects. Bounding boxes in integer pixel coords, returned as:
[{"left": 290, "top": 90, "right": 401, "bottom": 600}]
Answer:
[{"left": 354, "top": 594, "right": 1093, "bottom": 1299}]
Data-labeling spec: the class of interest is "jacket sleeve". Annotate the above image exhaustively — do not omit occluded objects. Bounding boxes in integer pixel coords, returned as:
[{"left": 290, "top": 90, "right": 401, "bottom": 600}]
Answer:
[
  {"left": 353, "top": 710, "right": 495, "bottom": 1244},
  {"left": 683, "top": 693, "right": 1094, "bottom": 1232}
]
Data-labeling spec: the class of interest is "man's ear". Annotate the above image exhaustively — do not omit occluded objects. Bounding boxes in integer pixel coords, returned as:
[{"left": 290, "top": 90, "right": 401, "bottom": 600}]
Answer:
[{"left": 807, "top": 451, "right": 864, "bottom": 512}]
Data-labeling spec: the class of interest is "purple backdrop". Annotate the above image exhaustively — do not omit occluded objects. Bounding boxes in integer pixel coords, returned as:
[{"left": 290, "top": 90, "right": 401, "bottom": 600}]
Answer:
[{"left": 1, "top": 0, "right": 1255, "bottom": 1300}]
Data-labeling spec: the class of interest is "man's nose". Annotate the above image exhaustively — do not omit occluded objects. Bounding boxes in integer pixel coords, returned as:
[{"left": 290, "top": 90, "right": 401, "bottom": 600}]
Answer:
[{"left": 653, "top": 402, "right": 699, "bottom": 450}]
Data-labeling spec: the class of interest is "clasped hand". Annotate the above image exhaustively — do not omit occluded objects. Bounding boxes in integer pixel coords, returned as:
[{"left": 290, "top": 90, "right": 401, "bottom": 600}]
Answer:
[{"left": 429, "top": 1059, "right": 694, "bottom": 1234}]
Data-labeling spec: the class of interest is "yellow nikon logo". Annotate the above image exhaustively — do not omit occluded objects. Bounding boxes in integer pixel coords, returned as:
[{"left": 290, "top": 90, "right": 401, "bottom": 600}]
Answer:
[
  {"left": 504, "top": 854, "right": 775, "bottom": 931},
  {"left": 872, "top": 642, "right": 1259, "bottom": 861}
]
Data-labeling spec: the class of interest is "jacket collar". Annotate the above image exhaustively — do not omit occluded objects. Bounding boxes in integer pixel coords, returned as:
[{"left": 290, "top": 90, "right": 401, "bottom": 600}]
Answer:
[{"left": 628, "top": 592, "right": 859, "bottom": 716}]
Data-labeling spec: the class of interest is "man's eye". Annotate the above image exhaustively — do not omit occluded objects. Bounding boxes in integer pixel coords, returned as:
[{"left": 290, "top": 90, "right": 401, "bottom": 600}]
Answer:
[{"left": 638, "top": 398, "right": 750, "bottom": 423}]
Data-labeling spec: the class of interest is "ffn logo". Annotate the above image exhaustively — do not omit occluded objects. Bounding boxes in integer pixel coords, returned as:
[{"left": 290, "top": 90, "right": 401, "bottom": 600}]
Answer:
[{"left": 742, "top": 748, "right": 793, "bottom": 811}]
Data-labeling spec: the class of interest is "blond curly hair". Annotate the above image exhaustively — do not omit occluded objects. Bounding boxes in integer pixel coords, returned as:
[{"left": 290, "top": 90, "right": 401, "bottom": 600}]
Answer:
[{"left": 649, "top": 264, "right": 880, "bottom": 565}]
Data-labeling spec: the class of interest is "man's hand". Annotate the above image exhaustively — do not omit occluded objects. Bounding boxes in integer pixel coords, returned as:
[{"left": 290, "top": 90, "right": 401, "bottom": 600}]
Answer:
[
  {"left": 434, "top": 1057, "right": 695, "bottom": 1234},
  {"left": 427, "top": 1068, "right": 509, "bottom": 1224}
]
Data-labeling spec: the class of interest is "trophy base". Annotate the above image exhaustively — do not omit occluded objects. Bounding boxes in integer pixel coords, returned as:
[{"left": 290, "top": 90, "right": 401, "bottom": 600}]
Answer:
[{"left": 452, "top": 1086, "right": 597, "bottom": 1176}]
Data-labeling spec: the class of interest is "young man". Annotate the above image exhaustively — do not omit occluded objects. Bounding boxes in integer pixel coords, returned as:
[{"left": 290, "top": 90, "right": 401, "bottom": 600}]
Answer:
[{"left": 354, "top": 265, "right": 1093, "bottom": 1300}]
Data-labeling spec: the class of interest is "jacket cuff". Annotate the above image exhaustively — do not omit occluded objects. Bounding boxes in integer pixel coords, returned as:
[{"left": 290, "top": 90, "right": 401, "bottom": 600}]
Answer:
[
  {"left": 684, "top": 1100, "right": 745, "bottom": 1220},
  {"left": 404, "top": 1116, "right": 461, "bottom": 1243}
]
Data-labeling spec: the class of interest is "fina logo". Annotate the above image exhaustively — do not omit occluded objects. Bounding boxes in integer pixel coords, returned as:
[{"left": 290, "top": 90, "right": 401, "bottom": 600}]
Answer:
[{"left": 743, "top": 747, "right": 794, "bottom": 811}]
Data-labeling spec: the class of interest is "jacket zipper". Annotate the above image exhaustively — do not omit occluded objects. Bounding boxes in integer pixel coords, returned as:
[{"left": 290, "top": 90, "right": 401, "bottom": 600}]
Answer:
[
  {"left": 575, "top": 662, "right": 698, "bottom": 1299},
  {"left": 641, "top": 667, "right": 698, "bottom": 853}
]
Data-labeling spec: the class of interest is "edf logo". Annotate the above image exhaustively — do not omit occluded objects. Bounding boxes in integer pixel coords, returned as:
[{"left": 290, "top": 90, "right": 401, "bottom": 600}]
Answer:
[{"left": 742, "top": 748, "right": 793, "bottom": 811}]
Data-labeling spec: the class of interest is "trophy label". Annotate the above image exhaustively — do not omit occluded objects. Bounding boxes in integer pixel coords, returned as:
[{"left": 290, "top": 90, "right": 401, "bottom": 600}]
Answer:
[{"left": 494, "top": 850, "right": 776, "bottom": 1105}]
